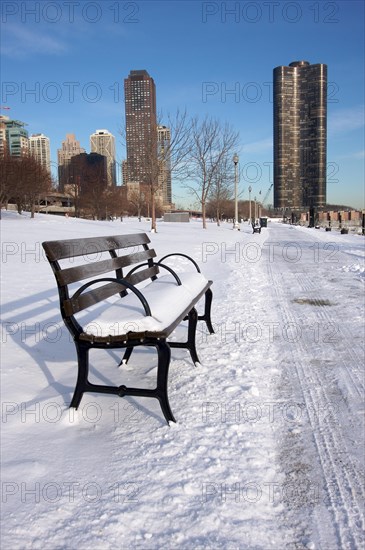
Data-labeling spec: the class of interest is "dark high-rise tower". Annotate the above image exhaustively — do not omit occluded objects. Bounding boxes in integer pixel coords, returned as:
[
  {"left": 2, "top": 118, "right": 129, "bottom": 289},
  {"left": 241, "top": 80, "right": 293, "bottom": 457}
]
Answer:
[
  {"left": 124, "top": 70, "right": 157, "bottom": 185},
  {"left": 273, "top": 61, "right": 327, "bottom": 209}
]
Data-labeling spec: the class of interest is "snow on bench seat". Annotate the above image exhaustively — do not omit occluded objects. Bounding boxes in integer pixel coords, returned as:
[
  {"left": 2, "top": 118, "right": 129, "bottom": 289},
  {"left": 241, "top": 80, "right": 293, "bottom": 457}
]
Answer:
[{"left": 80, "top": 273, "right": 209, "bottom": 341}]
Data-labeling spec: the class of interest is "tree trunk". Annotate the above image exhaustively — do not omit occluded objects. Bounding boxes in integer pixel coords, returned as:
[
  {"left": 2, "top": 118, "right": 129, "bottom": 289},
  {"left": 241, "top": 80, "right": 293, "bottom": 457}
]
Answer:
[
  {"left": 151, "top": 188, "right": 157, "bottom": 232},
  {"left": 202, "top": 200, "right": 207, "bottom": 229},
  {"left": 216, "top": 206, "right": 220, "bottom": 226}
]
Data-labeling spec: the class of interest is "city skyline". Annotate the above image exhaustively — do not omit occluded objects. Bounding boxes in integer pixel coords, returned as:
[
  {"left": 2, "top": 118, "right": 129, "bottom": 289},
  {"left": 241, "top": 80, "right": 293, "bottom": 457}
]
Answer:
[{"left": 1, "top": 1, "right": 364, "bottom": 209}]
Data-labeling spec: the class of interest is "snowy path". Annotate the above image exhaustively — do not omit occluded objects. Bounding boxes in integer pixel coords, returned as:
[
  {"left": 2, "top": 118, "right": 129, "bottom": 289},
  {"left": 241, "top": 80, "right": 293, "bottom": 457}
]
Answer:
[
  {"left": 1, "top": 213, "right": 364, "bottom": 549},
  {"left": 265, "top": 224, "right": 365, "bottom": 548}
]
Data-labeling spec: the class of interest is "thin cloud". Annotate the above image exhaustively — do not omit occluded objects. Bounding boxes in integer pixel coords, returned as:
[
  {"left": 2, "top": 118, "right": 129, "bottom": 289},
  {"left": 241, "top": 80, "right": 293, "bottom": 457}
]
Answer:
[
  {"left": 328, "top": 106, "right": 365, "bottom": 136},
  {"left": 1, "top": 23, "right": 68, "bottom": 58},
  {"left": 242, "top": 137, "right": 273, "bottom": 154},
  {"left": 337, "top": 150, "right": 365, "bottom": 160}
]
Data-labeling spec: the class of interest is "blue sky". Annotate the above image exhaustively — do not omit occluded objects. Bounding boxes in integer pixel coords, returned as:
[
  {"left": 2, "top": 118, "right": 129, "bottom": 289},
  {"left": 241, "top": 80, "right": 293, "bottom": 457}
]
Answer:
[{"left": 1, "top": 0, "right": 364, "bottom": 209}]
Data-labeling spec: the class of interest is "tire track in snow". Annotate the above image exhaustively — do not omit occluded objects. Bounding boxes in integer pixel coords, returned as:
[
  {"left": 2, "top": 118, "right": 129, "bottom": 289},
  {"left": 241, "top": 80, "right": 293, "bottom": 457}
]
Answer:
[
  {"left": 267, "top": 253, "right": 364, "bottom": 550},
  {"left": 295, "top": 273, "right": 365, "bottom": 400}
]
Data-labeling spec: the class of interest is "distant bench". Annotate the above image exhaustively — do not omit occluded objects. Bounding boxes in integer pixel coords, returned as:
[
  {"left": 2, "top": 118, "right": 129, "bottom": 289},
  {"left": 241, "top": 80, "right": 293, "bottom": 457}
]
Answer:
[{"left": 42, "top": 233, "right": 214, "bottom": 424}]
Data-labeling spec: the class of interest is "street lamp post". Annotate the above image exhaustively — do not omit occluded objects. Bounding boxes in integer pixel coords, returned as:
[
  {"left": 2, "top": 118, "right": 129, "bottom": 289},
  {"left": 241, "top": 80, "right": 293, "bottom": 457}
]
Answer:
[
  {"left": 233, "top": 153, "right": 239, "bottom": 229},
  {"left": 248, "top": 185, "right": 252, "bottom": 223},
  {"left": 254, "top": 196, "right": 257, "bottom": 221}
]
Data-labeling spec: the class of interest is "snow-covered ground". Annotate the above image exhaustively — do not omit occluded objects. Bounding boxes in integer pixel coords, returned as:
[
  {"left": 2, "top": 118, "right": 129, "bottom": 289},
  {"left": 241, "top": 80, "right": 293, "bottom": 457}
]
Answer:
[{"left": 1, "top": 211, "right": 364, "bottom": 549}]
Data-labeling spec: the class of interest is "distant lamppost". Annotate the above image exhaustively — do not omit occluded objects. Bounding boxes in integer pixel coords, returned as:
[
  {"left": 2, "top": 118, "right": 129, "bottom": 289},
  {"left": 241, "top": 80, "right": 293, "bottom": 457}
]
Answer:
[
  {"left": 248, "top": 185, "right": 252, "bottom": 222},
  {"left": 254, "top": 196, "right": 257, "bottom": 221},
  {"left": 233, "top": 153, "right": 239, "bottom": 229}
]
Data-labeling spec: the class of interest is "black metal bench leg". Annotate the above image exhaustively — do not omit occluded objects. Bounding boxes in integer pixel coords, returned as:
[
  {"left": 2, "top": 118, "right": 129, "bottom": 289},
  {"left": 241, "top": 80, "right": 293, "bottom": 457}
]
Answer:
[
  {"left": 197, "top": 289, "right": 214, "bottom": 334},
  {"left": 70, "top": 343, "right": 89, "bottom": 409},
  {"left": 119, "top": 346, "right": 133, "bottom": 366},
  {"left": 155, "top": 340, "right": 176, "bottom": 424},
  {"left": 204, "top": 288, "right": 214, "bottom": 334},
  {"left": 187, "top": 307, "right": 200, "bottom": 365},
  {"left": 169, "top": 307, "right": 201, "bottom": 365}
]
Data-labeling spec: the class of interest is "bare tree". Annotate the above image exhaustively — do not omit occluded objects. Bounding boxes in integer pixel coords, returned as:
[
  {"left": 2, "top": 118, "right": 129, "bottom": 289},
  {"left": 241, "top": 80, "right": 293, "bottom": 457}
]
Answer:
[
  {"left": 0, "top": 151, "right": 19, "bottom": 216},
  {"left": 182, "top": 116, "right": 239, "bottom": 229},
  {"left": 0, "top": 153, "right": 52, "bottom": 217},
  {"left": 21, "top": 154, "right": 53, "bottom": 218},
  {"left": 103, "top": 186, "right": 127, "bottom": 220},
  {"left": 65, "top": 176, "right": 82, "bottom": 218},
  {"left": 125, "top": 184, "right": 151, "bottom": 219},
  {"left": 159, "top": 108, "right": 192, "bottom": 177},
  {"left": 208, "top": 154, "right": 236, "bottom": 226}
]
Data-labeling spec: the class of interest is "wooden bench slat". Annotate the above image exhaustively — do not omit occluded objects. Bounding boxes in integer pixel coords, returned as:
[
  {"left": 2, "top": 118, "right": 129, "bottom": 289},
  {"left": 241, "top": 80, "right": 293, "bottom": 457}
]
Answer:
[
  {"left": 127, "top": 266, "right": 160, "bottom": 287},
  {"left": 43, "top": 233, "right": 151, "bottom": 261},
  {"left": 65, "top": 281, "right": 128, "bottom": 315},
  {"left": 64, "top": 266, "right": 160, "bottom": 315},
  {"left": 57, "top": 249, "right": 156, "bottom": 286}
]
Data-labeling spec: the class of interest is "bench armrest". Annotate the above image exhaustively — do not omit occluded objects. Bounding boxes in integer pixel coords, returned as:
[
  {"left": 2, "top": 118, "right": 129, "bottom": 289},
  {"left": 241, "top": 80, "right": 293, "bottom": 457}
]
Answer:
[
  {"left": 156, "top": 253, "right": 201, "bottom": 273},
  {"left": 126, "top": 262, "right": 182, "bottom": 285},
  {"left": 71, "top": 277, "right": 152, "bottom": 316}
]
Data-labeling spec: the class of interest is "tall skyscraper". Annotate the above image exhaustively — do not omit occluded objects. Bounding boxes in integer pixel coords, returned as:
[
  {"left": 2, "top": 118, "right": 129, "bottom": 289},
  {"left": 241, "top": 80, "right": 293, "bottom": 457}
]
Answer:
[
  {"left": 273, "top": 60, "right": 327, "bottom": 209},
  {"left": 57, "top": 133, "right": 85, "bottom": 191},
  {"left": 124, "top": 70, "right": 157, "bottom": 186},
  {"left": 90, "top": 129, "right": 116, "bottom": 186},
  {"left": 157, "top": 125, "right": 172, "bottom": 206},
  {"left": 3, "top": 117, "right": 29, "bottom": 157},
  {"left": 29, "top": 133, "right": 51, "bottom": 174}
]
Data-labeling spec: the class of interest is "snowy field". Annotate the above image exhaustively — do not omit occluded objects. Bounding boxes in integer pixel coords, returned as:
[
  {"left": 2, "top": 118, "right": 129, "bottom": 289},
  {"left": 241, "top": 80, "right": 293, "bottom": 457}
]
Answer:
[{"left": 1, "top": 211, "right": 364, "bottom": 550}]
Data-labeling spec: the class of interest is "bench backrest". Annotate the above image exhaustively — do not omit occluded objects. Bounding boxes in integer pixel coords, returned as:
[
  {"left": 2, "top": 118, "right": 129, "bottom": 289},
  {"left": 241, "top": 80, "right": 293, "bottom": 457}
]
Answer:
[{"left": 42, "top": 233, "right": 158, "bottom": 330}]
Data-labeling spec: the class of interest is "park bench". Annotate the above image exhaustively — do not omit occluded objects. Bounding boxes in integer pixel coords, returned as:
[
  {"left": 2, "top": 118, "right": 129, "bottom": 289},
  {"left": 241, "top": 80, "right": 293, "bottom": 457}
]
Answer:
[
  {"left": 252, "top": 222, "right": 261, "bottom": 234},
  {"left": 42, "top": 233, "right": 214, "bottom": 424}
]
